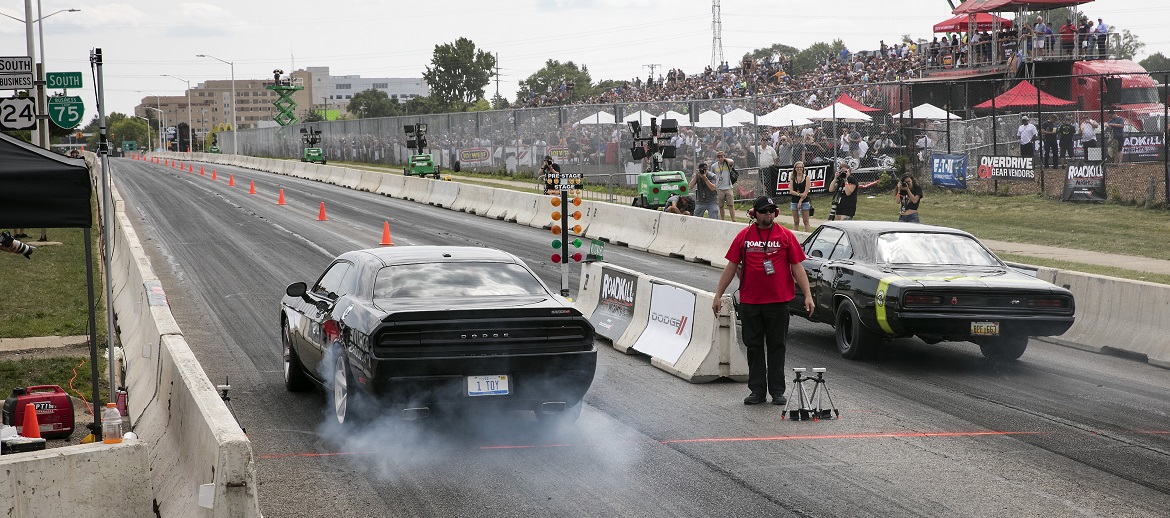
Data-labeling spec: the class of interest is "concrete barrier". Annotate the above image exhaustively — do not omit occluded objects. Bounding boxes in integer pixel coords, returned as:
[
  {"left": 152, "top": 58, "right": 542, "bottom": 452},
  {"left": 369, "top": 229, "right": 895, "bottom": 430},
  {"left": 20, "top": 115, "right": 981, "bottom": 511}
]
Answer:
[
  {"left": 426, "top": 179, "right": 460, "bottom": 208},
  {"left": 449, "top": 183, "right": 494, "bottom": 214},
  {"left": 586, "top": 203, "right": 660, "bottom": 251},
  {"left": 104, "top": 159, "right": 261, "bottom": 516},
  {"left": 401, "top": 176, "right": 430, "bottom": 202},
  {"left": 575, "top": 261, "right": 746, "bottom": 382},
  {"left": 647, "top": 214, "right": 732, "bottom": 268},
  {"left": 1036, "top": 269, "right": 1170, "bottom": 368},
  {"left": 357, "top": 170, "right": 383, "bottom": 192},
  {"left": 338, "top": 168, "right": 363, "bottom": 189},
  {"left": 0, "top": 441, "right": 153, "bottom": 518},
  {"left": 376, "top": 172, "right": 406, "bottom": 197}
]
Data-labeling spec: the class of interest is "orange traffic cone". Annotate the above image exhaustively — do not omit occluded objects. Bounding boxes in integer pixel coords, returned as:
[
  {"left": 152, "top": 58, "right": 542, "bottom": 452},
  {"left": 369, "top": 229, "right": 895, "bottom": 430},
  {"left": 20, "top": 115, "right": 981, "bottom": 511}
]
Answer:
[
  {"left": 248, "top": 181, "right": 256, "bottom": 194},
  {"left": 317, "top": 202, "right": 328, "bottom": 221},
  {"left": 277, "top": 189, "right": 286, "bottom": 205},
  {"left": 212, "top": 170, "right": 218, "bottom": 181},
  {"left": 228, "top": 174, "right": 235, "bottom": 186},
  {"left": 199, "top": 165, "right": 205, "bottom": 175},
  {"left": 380, "top": 221, "right": 394, "bottom": 246},
  {"left": 21, "top": 402, "right": 40, "bottom": 439}
]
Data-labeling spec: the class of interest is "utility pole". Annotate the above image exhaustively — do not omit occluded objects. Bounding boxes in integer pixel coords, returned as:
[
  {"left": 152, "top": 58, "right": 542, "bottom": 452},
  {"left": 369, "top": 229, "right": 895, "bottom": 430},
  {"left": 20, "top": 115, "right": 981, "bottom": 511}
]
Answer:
[
  {"left": 643, "top": 64, "right": 662, "bottom": 83},
  {"left": 494, "top": 52, "right": 501, "bottom": 98}
]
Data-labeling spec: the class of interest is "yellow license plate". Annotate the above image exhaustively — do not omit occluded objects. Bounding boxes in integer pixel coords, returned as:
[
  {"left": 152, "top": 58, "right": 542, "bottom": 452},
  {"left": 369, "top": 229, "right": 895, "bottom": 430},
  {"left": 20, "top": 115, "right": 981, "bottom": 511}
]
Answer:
[{"left": 971, "top": 321, "right": 1000, "bottom": 336}]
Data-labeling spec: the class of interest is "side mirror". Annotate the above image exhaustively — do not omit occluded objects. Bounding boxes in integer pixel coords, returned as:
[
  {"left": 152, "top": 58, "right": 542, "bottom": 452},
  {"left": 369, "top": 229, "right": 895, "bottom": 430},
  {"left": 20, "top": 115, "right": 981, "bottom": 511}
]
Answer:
[{"left": 286, "top": 282, "right": 308, "bottom": 299}]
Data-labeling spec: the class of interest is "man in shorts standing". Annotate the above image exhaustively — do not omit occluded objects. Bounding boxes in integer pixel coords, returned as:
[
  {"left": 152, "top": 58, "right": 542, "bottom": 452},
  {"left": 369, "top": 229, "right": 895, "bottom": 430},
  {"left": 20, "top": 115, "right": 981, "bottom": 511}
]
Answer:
[{"left": 712, "top": 151, "right": 736, "bottom": 221}]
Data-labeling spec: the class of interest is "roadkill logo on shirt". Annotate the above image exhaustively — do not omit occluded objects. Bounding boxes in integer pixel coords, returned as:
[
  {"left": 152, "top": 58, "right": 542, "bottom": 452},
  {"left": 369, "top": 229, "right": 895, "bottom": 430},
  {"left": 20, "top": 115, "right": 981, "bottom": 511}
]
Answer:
[{"left": 744, "top": 240, "right": 787, "bottom": 253}]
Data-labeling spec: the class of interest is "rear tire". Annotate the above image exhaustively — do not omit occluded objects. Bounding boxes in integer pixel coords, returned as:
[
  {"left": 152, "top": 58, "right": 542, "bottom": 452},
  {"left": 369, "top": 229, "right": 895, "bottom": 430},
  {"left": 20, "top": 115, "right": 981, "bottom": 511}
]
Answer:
[
  {"left": 632, "top": 196, "right": 645, "bottom": 208},
  {"left": 283, "top": 322, "right": 311, "bottom": 392},
  {"left": 979, "top": 336, "right": 1029, "bottom": 361},
  {"left": 835, "top": 299, "right": 878, "bottom": 359},
  {"left": 330, "top": 347, "right": 359, "bottom": 426}
]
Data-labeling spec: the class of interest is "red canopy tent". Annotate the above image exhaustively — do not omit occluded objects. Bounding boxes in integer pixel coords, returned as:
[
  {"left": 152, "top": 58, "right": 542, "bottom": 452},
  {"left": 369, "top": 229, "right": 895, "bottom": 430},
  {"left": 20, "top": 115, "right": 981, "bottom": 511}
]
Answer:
[
  {"left": 832, "top": 93, "right": 883, "bottom": 114},
  {"left": 952, "top": 0, "right": 1093, "bottom": 15},
  {"left": 934, "top": 13, "right": 1012, "bottom": 33},
  {"left": 973, "top": 80, "right": 1076, "bottom": 110}
]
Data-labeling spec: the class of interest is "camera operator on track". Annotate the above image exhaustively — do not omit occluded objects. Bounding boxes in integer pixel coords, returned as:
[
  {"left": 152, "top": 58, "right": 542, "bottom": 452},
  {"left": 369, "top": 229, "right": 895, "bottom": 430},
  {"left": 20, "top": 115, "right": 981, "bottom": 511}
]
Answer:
[
  {"left": 540, "top": 155, "right": 561, "bottom": 175},
  {"left": 664, "top": 193, "right": 695, "bottom": 216},
  {"left": 828, "top": 162, "right": 875, "bottom": 221},
  {"left": 895, "top": 174, "right": 924, "bottom": 223},
  {"left": 689, "top": 162, "right": 719, "bottom": 219},
  {"left": 711, "top": 196, "right": 814, "bottom": 406}
]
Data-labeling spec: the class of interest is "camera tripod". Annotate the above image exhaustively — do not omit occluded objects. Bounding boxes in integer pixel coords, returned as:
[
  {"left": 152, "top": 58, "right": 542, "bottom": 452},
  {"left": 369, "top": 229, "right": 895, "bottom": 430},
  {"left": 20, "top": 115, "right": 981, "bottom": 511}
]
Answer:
[{"left": 781, "top": 367, "right": 840, "bottom": 421}]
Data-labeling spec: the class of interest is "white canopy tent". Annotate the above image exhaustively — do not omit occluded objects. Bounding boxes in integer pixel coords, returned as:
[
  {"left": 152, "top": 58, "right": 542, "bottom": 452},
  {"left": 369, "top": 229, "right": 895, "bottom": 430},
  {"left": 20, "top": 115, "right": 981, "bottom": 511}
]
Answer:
[
  {"left": 622, "top": 110, "right": 657, "bottom": 124},
  {"left": 658, "top": 110, "right": 691, "bottom": 124},
  {"left": 722, "top": 108, "right": 758, "bottom": 125},
  {"left": 694, "top": 110, "right": 740, "bottom": 128},
  {"left": 895, "top": 103, "right": 962, "bottom": 120},
  {"left": 809, "top": 103, "right": 873, "bottom": 123},
  {"left": 757, "top": 104, "right": 817, "bottom": 127},
  {"left": 576, "top": 111, "right": 618, "bottom": 125}
]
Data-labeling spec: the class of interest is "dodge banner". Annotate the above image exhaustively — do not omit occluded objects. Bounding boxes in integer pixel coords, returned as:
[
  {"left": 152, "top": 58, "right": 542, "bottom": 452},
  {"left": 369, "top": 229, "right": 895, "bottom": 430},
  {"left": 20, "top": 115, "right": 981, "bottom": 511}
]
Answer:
[
  {"left": 1061, "top": 160, "right": 1106, "bottom": 202},
  {"left": 632, "top": 283, "right": 695, "bottom": 365},
  {"left": 976, "top": 156, "right": 1036, "bottom": 181},
  {"left": 775, "top": 162, "right": 832, "bottom": 194},
  {"left": 589, "top": 268, "right": 637, "bottom": 341}
]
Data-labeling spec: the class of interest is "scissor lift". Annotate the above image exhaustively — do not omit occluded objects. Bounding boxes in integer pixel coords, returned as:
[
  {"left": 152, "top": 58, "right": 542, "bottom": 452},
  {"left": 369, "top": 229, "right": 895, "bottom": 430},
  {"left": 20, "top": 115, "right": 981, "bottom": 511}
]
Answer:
[{"left": 265, "top": 69, "right": 304, "bottom": 126}]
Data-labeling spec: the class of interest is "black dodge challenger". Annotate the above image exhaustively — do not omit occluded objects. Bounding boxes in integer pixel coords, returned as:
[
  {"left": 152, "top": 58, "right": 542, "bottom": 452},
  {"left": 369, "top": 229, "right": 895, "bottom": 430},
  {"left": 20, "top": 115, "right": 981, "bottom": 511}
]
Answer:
[
  {"left": 787, "top": 221, "right": 1075, "bottom": 361},
  {"left": 280, "top": 246, "right": 597, "bottom": 425}
]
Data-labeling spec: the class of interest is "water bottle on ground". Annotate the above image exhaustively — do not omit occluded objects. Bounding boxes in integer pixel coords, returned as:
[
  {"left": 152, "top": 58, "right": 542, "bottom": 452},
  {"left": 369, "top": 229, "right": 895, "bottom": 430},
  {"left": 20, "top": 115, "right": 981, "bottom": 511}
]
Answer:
[{"left": 102, "top": 403, "right": 123, "bottom": 444}]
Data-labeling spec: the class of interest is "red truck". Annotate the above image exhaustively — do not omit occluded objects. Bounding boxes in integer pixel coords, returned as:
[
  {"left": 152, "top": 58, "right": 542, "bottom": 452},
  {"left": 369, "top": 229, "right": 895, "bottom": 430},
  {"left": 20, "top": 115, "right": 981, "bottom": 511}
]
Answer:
[{"left": 1058, "top": 60, "right": 1165, "bottom": 130}]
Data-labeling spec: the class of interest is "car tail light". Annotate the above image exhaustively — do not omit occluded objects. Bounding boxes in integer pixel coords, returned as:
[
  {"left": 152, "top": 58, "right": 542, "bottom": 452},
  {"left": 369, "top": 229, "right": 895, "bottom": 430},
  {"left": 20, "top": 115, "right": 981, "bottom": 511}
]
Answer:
[
  {"left": 323, "top": 320, "right": 341, "bottom": 343},
  {"left": 1028, "top": 297, "right": 1069, "bottom": 309},
  {"left": 903, "top": 293, "right": 942, "bottom": 306},
  {"left": 653, "top": 187, "right": 660, "bottom": 194},
  {"left": 680, "top": 186, "right": 687, "bottom": 192}
]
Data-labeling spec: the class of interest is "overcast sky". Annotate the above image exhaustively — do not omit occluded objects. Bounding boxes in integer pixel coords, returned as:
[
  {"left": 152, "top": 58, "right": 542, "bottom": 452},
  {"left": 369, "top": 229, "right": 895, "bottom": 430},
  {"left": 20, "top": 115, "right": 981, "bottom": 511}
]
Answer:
[{"left": 1, "top": 0, "right": 1167, "bottom": 123}]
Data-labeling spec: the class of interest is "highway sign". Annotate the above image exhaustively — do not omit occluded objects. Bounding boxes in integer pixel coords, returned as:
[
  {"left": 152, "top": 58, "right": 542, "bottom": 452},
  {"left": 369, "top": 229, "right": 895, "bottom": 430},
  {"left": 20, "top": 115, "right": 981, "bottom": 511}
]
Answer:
[
  {"left": 47, "top": 72, "right": 83, "bottom": 90},
  {"left": 0, "top": 56, "right": 34, "bottom": 90},
  {"left": 0, "top": 97, "right": 36, "bottom": 130},
  {"left": 47, "top": 95, "right": 85, "bottom": 129}
]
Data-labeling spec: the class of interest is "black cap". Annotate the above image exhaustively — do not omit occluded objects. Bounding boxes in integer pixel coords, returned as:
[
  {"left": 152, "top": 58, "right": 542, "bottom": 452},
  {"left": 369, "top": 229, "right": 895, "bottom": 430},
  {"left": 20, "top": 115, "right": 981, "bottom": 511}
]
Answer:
[{"left": 753, "top": 196, "right": 778, "bottom": 212}]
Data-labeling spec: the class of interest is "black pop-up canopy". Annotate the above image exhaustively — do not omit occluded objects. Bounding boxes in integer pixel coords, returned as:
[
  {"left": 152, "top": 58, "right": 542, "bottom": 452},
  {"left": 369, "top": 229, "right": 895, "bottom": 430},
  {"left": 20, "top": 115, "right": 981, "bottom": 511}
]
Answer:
[{"left": 0, "top": 131, "right": 91, "bottom": 228}]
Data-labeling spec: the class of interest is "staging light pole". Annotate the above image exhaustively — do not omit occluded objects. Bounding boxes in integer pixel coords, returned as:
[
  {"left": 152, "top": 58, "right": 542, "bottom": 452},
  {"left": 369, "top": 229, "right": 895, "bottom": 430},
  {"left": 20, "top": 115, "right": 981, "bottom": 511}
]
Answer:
[
  {"left": 145, "top": 106, "right": 165, "bottom": 152},
  {"left": 196, "top": 54, "right": 237, "bottom": 154},
  {"left": 161, "top": 74, "right": 193, "bottom": 152}
]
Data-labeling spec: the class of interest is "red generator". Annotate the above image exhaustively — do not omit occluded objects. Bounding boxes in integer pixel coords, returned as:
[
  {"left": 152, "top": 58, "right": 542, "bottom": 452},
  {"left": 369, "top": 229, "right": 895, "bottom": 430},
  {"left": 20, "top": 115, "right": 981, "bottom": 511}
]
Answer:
[{"left": 2, "top": 386, "right": 75, "bottom": 439}]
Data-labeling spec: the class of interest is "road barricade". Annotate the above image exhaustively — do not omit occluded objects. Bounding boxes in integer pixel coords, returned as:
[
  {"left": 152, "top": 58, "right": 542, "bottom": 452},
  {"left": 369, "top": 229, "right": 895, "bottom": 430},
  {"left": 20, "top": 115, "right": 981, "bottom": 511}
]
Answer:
[
  {"left": 401, "top": 176, "right": 430, "bottom": 202},
  {"left": 647, "top": 213, "right": 732, "bottom": 268},
  {"left": 585, "top": 203, "right": 660, "bottom": 251},
  {"left": 338, "top": 168, "right": 362, "bottom": 189},
  {"left": 450, "top": 183, "right": 494, "bottom": 215},
  {"left": 357, "top": 169, "right": 383, "bottom": 192},
  {"left": 0, "top": 442, "right": 152, "bottom": 518},
  {"left": 376, "top": 173, "right": 406, "bottom": 197},
  {"left": 576, "top": 261, "right": 747, "bottom": 383},
  {"left": 1036, "top": 268, "right": 1170, "bottom": 368}
]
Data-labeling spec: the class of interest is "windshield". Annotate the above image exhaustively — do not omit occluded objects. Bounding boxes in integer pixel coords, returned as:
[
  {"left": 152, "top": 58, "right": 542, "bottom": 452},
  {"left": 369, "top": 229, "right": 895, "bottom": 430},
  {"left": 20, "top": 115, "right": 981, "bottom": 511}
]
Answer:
[
  {"left": 373, "top": 262, "right": 548, "bottom": 299},
  {"left": 1119, "top": 87, "right": 1160, "bottom": 105},
  {"left": 877, "top": 232, "right": 1001, "bottom": 267},
  {"left": 652, "top": 172, "right": 685, "bottom": 184}
]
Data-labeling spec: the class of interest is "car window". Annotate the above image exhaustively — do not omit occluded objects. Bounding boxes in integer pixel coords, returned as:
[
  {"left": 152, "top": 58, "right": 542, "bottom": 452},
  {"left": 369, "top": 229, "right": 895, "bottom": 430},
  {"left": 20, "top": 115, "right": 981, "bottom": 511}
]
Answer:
[
  {"left": 651, "top": 172, "right": 685, "bottom": 184},
  {"left": 828, "top": 233, "right": 853, "bottom": 260},
  {"left": 312, "top": 262, "right": 351, "bottom": 300},
  {"left": 877, "top": 232, "right": 1000, "bottom": 266},
  {"left": 373, "top": 262, "right": 548, "bottom": 299},
  {"left": 807, "top": 227, "right": 844, "bottom": 259}
]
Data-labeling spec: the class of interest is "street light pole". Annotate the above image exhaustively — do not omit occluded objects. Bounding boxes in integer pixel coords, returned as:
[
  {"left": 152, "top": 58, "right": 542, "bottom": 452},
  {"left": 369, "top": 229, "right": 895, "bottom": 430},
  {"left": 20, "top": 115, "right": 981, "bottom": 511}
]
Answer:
[
  {"left": 3, "top": 4, "right": 81, "bottom": 149},
  {"left": 23, "top": 0, "right": 38, "bottom": 147},
  {"left": 162, "top": 74, "right": 192, "bottom": 152},
  {"left": 35, "top": 3, "right": 80, "bottom": 149},
  {"left": 146, "top": 107, "right": 165, "bottom": 152},
  {"left": 131, "top": 115, "right": 150, "bottom": 156},
  {"left": 196, "top": 54, "right": 237, "bottom": 154}
]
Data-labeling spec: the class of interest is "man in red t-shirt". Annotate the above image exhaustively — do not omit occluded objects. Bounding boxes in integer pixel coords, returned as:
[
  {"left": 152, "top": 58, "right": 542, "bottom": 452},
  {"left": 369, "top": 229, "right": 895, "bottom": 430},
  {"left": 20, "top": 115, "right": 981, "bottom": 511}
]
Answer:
[{"left": 713, "top": 196, "right": 814, "bottom": 405}]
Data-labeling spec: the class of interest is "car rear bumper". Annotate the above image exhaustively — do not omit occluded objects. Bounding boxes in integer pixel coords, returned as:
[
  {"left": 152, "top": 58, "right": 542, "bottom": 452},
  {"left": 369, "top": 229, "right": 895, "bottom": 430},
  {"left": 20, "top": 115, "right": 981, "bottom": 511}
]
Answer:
[
  {"left": 360, "top": 348, "right": 597, "bottom": 410},
  {"left": 884, "top": 311, "right": 1075, "bottom": 338}
]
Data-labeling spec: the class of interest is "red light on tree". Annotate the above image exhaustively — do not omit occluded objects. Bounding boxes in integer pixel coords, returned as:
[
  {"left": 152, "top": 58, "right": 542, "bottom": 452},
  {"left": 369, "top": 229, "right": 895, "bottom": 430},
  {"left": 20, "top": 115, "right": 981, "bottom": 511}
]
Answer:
[
  {"left": 552, "top": 253, "right": 562, "bottom": 263},
  {"left": 572, "top": 253, "right": 583, "bottom": 262}
]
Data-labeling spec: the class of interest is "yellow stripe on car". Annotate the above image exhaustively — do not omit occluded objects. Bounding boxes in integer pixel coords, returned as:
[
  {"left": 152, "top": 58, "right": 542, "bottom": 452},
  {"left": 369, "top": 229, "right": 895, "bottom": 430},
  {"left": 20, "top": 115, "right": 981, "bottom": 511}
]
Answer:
[{"left": 876, "top": 277, "right": 894, "bottom": 334}]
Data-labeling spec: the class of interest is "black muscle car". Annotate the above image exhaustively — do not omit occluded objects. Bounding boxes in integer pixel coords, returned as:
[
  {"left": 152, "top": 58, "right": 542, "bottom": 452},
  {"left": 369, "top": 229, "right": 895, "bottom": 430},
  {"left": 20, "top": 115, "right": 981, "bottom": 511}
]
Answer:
[
  {"left": 788, "top": 221, "right": 1075, "bottom": 361},
  {"left": 280, "top": 246, "right": 597, "bottom": 425}
]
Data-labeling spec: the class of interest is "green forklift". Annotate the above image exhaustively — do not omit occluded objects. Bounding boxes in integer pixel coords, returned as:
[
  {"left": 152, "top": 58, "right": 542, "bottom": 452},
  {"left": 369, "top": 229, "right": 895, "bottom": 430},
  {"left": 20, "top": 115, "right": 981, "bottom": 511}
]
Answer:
[
  {"left": 404, "top": 123, "right": 440, "bottom": 178},
  {"left": 300, "top": 126, "right": 326, "bottom": 164}
]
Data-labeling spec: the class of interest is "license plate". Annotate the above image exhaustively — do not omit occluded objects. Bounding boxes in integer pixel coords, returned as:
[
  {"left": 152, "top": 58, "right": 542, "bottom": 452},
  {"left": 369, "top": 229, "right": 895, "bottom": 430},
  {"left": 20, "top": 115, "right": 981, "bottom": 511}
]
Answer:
[
  {"left": 467, "top": 375, "right": 509, "bottom": 396},
  {"left": 971, "top": 321, "right": 1000, "bottom": 336}
]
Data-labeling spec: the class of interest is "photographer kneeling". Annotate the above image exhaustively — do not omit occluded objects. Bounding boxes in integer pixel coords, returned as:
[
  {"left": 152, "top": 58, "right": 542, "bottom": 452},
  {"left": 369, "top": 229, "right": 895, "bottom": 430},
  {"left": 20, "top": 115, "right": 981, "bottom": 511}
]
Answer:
[
  {"left": 895, "top": 174, "right": 924, "bottom": 223},
  {"left": 828, "top": 164, "right": 860, "bottom": 220},
  {"left": 665, "top": 193, "right": 695, "bottom": 216}
]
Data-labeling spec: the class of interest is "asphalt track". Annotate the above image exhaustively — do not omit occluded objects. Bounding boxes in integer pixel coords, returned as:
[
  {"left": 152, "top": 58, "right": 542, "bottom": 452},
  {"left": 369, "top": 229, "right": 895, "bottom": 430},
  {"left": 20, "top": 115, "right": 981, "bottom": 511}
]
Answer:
[{"left": 111, "top": 157, "right": 1170, "bottom": 517}]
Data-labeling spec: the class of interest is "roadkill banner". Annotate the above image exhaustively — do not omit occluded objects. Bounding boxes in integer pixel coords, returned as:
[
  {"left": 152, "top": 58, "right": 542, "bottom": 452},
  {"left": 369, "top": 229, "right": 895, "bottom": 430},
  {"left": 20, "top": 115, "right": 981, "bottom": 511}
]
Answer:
[
  {"left": 1061, "top": 160, "right": 1106, "bottom": 202},
  {"left": 976, "top": 156, "right": 1035, "bottom": 180},
  {"left": 589, "top": 267, "right": 637, "bottom": 341}
]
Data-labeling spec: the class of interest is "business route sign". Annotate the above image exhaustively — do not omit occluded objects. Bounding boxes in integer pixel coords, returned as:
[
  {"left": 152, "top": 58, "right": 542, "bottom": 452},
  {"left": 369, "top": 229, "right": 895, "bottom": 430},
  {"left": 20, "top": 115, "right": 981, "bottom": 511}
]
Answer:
[
  {"left": 47, "top": 95, "right": 85, "bottom": 129},
  {"left": 0, "top": 56, "right": 34, "bottom": 90}
]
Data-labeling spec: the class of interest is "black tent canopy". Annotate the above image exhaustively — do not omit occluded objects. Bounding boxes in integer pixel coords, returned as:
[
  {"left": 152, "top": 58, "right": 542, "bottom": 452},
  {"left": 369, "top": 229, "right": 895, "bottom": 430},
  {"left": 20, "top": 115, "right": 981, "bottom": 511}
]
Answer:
[{"left": 0, "top": 131, "right": 91, "bottom": 228}]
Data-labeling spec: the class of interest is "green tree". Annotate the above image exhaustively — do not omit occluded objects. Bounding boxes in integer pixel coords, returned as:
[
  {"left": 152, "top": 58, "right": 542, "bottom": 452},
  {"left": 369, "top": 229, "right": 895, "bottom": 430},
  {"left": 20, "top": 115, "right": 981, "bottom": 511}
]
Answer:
[
  {"left": 743, "top": 43, "right": 800, "bottom": 65},
  {"left": 1139, "top": 52, "right": 1170, "bottom": 73},
  {"left": 109, "top": 117, "right": 149, "bottom": 152},
  {"left": 517, "top": 59, "right": 593, "bottom": 103},
  {"left": 790, "top": 40, "right": 846, "bottom": 76},
  {"left": 422, "top": 38, "right": 496, "bottom": 110},
  {"left": 1116, "top": 29, "right": 1145, "bottom": 61},
  {"left": 491, "top": 93, "right": 510, "bottom": 109},
  {"left": 300, "top": 109, "right": 324, "bottom": 123},
  {"left": 348, "top": 88, "right": 402, "bottom": 118}
]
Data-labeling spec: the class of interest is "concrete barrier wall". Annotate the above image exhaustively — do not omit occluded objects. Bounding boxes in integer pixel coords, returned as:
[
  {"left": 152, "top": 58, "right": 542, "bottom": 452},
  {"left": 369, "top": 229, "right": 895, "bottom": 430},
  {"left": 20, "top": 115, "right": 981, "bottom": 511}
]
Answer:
[
  {"left": 376, "top": 173, "right": 406, "bottom": 197},
  {"left": 450, "top": 183, "right": 494, "bottom": 215},
  {"left": 575, "top": 261, "right": 747, "bottom": 382},
  {"left": 401, "top": 176, "right": 431, "bottom": 202},
  {"left": 98, "top": 155, "right": 261, "bottom": 516},
  {"left": 0, "top": 441, "right": 153, "bottom": 518},
  {"left": 647, "top": 214, "right": 732, "bottom": 268},
  {"left": 357, "top": 170, "right": 383, "bottom": 192},
  {"left": 426, "top": 180, "right": 460, "bottom": 208},
  {"left": 586, "top": 203, "right": 660, "bottom": 251}
]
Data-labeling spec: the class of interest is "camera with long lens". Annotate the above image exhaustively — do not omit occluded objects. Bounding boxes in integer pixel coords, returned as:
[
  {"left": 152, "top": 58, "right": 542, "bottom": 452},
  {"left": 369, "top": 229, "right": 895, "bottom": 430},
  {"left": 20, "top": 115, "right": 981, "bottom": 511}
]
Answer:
[{"left": 0, "top": 231, "right": 35, "bottom": 259}]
